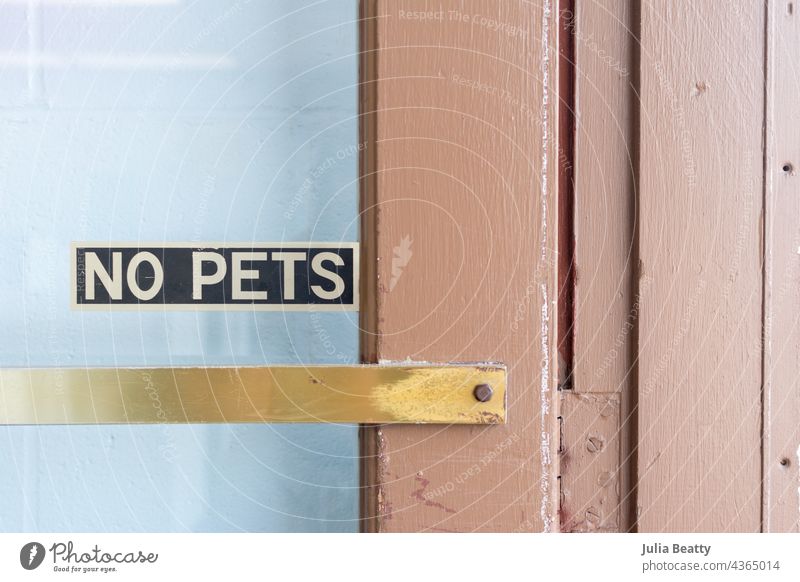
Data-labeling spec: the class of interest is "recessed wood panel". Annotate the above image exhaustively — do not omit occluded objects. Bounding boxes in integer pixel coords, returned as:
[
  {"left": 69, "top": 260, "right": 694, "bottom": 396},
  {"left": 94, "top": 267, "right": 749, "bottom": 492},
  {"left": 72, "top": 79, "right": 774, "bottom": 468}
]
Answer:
[{"left": 569, "top": 0, "right": 638, "bottom": 533}]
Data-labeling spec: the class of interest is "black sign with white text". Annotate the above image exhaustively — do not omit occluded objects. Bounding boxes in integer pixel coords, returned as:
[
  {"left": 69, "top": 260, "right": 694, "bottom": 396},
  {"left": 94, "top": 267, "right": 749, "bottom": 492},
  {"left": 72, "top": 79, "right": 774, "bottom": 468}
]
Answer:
[{"left": 72, "top": 243, "right": 358, "bottom": 310}]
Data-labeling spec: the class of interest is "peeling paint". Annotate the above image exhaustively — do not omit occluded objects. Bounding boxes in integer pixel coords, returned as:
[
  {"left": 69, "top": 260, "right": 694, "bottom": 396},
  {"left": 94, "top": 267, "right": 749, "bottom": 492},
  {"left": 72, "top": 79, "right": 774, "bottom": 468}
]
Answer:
[
  {"left": 366, "top": 0, "right": 558, "bottom": 533},
  {"left": 372, "top": 366, "right": 506, "bottom": 423},
  {"left": 538, "top": 0, "right": 555, "bottom": 534},
  {"left": 375, "top": 428, "right": 390, "bottom": 532}
]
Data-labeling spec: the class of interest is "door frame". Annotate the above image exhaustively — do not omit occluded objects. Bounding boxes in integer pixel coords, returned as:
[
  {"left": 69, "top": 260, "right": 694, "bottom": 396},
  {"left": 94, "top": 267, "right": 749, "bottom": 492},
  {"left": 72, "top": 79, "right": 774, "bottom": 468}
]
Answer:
[
  {"left": 358, "top": 0, "right": 800, "bottom": 533},
  {"left": 357, "top": 0, "right": 560, "bottom": 532}
]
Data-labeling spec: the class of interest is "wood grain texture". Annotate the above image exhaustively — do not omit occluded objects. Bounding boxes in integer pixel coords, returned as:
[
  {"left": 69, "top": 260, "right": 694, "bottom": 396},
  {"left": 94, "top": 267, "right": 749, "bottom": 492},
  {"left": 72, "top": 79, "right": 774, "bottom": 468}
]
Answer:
[
  {"left": 568, "top": 0, "right": 638, "bottom": 532},
  {"left": 361, "top": 0, "right": 559, "bottom": 532},
  {"left": 763, "top": 0, "right": 800, "bottom": 533},
  {"left": 637, "top": 1, "right": 764, "bottom": 532}
]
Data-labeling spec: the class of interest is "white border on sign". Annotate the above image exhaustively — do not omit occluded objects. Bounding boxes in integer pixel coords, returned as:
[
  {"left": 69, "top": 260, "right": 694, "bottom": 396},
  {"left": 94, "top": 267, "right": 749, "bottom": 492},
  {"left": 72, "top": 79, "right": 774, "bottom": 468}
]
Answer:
[{"left": 70, "top": 242, "right": 360, "bottom": 312}]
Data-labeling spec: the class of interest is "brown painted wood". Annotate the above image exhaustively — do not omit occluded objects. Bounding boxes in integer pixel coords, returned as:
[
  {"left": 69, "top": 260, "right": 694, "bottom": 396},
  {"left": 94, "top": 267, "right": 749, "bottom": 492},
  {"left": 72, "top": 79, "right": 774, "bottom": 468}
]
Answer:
[
  {"left": 763, "top": 0, "right": 800, "bottom": 533},
  {"left": 567, "top": 0, "right": 639, "bottom": 533},
  {"left": 560, "top": 392, "right": 621, "bottom": 531},
  {"left": 637, "top": 1, "right": 764, "bottom": 532},
  {"left": 572, "top": 2, "right": 636, "bottom": 395},
  {"left": 359, "top": 0, "right": 559, "bottom": 532},
  {"left": 359, "top": 0, "right": 381, "bottom": 534},
  {"left": 360, "top": 0, "right": 800, "bottom": 533},
  {"left": 557, "top": 0, "right": 576, "bottom": 389}
]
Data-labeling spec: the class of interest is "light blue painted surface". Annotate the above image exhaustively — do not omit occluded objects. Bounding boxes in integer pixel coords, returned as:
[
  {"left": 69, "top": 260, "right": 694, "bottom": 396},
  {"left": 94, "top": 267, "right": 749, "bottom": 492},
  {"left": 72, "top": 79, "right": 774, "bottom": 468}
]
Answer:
[{"left": 0, "top": 0, "right": 359, "bottom": 532}]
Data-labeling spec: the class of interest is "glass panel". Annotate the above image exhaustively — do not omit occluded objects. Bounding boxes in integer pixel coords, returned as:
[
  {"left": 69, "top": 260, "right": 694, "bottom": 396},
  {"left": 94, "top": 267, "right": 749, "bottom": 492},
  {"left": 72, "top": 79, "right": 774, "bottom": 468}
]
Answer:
[{"left": 0, "top": 0, "right": 359, "bottom": 532}]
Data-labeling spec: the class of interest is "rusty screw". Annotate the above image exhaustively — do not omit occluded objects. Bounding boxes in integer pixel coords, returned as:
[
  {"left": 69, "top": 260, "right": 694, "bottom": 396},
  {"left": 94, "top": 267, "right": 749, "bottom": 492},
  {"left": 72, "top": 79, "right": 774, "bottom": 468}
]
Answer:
[{"left": 473, "top": 383, "right": 493, "bottom": 403}]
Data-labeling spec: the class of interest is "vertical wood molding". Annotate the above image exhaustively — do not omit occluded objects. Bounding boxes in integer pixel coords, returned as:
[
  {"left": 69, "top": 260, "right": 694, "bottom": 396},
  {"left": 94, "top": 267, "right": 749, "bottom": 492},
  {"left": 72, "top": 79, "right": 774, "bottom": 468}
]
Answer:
[
  {"left": 763, "top": 0, "right": 800, "bottom": 533},
  {"left": 358, "top": 0, "right": 381, "bottom": 534},
  {"left": 573, "top": 3, "right": 636, "bottom": 396},
  {"left": 564, "top": 0, "right": 639, "bottom": 533},
  {"left": 359, "top": 0, "right": 559, "bottom": 532},
  {"left": 637, "top": 1, "right": 765, "bottom": 532},
  {"left": 557, "top": 0, "right": 576, "bottom": 391}
]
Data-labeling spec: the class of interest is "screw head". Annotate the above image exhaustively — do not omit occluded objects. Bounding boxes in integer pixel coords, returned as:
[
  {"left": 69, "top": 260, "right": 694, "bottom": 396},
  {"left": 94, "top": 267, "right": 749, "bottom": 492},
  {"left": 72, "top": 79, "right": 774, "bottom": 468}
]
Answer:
[
  {"left": 473, "top": 383, "right": 493, "bottom": 403},
  {"left": 587, "top": 436, "right": 604, "bottom": 453}
]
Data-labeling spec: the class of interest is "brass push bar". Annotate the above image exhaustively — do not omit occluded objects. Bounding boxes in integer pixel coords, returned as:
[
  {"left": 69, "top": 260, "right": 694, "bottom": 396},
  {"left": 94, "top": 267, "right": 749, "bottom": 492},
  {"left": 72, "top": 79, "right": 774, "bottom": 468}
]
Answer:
[{"left": 0, "top": 365, "right": 506, "bottom": 425}]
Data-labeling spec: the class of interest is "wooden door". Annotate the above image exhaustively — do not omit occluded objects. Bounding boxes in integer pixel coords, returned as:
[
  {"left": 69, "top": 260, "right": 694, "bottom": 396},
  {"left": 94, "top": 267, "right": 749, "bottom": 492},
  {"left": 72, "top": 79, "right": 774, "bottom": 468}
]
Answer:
[{"left": 359, "top": 0, "right": 800, "bottom": 533}]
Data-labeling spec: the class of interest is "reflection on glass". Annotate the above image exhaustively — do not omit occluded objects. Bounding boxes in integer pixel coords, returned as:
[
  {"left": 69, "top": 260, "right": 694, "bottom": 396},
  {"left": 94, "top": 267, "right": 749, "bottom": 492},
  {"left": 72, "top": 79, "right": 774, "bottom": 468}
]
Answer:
[{"left": 0, "top": 0, "right": 359, "bottom": 532}]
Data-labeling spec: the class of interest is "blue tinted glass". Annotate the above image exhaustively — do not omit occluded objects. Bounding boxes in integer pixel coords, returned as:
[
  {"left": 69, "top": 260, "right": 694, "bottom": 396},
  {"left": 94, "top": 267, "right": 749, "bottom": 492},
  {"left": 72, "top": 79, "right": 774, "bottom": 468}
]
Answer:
[{"left": 0, "top": 0, "right": 359, "bottom": 532}]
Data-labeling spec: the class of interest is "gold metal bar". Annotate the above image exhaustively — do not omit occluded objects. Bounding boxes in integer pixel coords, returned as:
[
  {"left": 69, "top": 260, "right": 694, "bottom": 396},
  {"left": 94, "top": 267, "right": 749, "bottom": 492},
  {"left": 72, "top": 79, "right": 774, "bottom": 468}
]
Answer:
[{"left": 0, "top": 365, "right": 506, "bottom": 425}]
